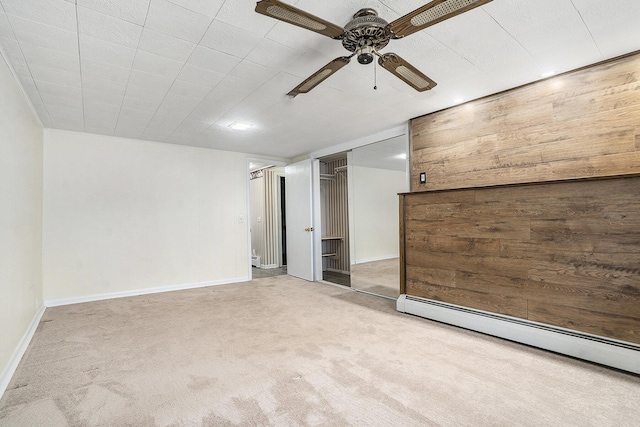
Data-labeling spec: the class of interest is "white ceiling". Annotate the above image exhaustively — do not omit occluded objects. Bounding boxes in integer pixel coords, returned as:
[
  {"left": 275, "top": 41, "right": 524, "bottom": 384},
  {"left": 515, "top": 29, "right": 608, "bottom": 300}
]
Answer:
[{"left": 1, "top": 0, "right": 639, "bottom": 159}]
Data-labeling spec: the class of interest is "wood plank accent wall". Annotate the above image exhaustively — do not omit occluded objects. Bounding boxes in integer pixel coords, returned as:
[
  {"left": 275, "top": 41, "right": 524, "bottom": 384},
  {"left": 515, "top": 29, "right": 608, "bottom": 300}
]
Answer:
[
  {"left": 403, "top": 52, "right": 640, "bottom": 345},
  {"left": 401, "top": 176, "right": 640, "bottom": 344},
  {"left": 410, "top": 52, "right": 640, "bottom": 191}
]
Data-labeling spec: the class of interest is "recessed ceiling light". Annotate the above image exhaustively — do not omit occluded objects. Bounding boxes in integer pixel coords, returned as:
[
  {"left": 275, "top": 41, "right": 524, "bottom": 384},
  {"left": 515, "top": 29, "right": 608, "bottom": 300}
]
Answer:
[
  {"left": 394, "top": 153, "right": 407, "bottom": 160},
  {"left": 453, "top": 98, "right": 464, "bottom": 104},
  {"left": 229, "top": 122, "right": 252, "bottom": 131},
  {"left": 541, "top": 70, "right": 556, "bottom": 78}
]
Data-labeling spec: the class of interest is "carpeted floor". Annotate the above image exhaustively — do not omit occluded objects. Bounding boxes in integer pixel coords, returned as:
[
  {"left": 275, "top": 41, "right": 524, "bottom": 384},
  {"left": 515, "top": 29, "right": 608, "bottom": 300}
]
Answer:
[
  {"left": 252, "top": 266, "right": 287, "bottom": 279},
  {"left": 1, "top": 275, "right": 639, "bottom": 426}
]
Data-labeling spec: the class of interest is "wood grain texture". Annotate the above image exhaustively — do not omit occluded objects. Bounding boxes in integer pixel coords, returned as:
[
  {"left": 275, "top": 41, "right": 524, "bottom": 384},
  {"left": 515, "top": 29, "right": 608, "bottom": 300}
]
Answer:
[
  {"left": 402, "top": 176, "right": 640, "bottom": 343},
  {"left": 410, "top": 52, "right": 640, "bottom": 191}
]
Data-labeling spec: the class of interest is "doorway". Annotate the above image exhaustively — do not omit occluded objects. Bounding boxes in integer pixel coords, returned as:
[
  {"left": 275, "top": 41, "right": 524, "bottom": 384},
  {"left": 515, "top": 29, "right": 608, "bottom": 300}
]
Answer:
[
  {"left": 249, "top": 162, "right": 287, "bottom": 279},
  {"left": 280, "top": 176, "right": 287, "bottom": 266}
]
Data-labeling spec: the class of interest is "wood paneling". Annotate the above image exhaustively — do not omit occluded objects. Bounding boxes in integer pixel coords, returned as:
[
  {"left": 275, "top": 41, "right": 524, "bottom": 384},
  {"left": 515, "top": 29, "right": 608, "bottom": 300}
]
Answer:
[
  {"left": 401, "top": 176, "right": 640, "bottom": 343},
  {"left": 410, "top": 52, "right": 640, "bottom": 191}
]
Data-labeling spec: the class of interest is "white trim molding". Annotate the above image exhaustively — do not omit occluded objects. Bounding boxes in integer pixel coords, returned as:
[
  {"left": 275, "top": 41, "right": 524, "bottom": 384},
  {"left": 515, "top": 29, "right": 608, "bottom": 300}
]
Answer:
[
  {"left": 397, "top": 294, "right": 640, "bottom": 374},
  {"left": 309, "top": 124, "right": 408, "bottom": 159},
  {"left": 0, "top": 305, "right": 46, "bottom": 399},
  {"left": 45, "top": 277, "right": 250, "bottom": 308}
]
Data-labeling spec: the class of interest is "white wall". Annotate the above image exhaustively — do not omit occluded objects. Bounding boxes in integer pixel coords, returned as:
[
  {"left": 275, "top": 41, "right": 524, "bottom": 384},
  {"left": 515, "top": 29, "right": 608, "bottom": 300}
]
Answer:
[
  {"left": 350, "top": 165, "right": 405, "bottom": 263},
  {"left": 43, "top": 129, "right": 249, "bottom": 303},
  {"left": 0, "top": 54, "right": 44, "bottom": 391}
]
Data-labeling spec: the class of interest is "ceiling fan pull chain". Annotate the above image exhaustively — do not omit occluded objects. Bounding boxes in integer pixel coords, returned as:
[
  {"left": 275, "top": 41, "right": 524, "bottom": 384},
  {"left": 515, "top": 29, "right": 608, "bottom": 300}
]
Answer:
[{"left": 374, "top": 58, "right": 378, "bottom": 90}]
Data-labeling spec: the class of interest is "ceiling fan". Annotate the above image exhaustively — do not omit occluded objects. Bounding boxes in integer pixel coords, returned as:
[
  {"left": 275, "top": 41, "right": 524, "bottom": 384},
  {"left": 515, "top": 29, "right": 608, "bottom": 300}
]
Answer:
[{"left": 255, "top": 0, "right": 493, "bottom": 97}]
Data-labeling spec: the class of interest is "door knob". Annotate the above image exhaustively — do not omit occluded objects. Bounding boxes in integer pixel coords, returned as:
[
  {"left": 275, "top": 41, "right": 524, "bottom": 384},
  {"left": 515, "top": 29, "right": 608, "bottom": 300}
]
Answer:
[{"left": 304, "top": 227, "right": 314, "bottom": 232}]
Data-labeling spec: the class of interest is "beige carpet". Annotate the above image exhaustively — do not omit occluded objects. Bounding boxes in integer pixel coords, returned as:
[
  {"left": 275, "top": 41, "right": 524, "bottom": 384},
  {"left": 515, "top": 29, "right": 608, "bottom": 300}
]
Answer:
[{"left": 1, "top": 276, "right": 639, "bottom": 426}]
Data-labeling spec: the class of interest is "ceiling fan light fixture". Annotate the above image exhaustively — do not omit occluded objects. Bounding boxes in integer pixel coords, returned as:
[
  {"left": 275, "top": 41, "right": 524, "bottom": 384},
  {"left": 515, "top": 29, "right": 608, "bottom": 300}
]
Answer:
[{"left": 356, "top": 46, "right": 375, "bottom": 64}]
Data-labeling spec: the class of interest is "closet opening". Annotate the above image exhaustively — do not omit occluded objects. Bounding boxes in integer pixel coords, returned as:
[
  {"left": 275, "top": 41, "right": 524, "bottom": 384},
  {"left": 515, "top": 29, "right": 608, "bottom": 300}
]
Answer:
[{"left": 319, "top": 153, "right": 350, "bottom": 287}]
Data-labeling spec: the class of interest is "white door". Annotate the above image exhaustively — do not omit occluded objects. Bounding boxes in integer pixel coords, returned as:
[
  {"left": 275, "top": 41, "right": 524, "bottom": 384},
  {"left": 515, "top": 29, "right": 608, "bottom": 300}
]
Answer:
[{"left": 285, "top": 159, "right": 315, "bottom": 281}]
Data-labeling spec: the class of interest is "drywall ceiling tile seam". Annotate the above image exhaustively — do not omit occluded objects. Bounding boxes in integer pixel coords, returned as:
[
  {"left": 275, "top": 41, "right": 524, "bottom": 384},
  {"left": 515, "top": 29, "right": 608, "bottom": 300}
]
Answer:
[
  {"left": 144, "top": 0, "right": 212, "bottom": 44},
  {"left": 136, "top": 28, "right": 197, "bottom": 63},
  {"left": 244, "top": 37, "right": 305, "bottom": 70},
  {"left": 0, "top": 10, "right": 13, "bottom": 39},
  {"left": 76, "top": 6, "right": 143, "bottom": 49},
  {"left": 165, "top": 0, "right": 225, "bottom": 19},
  {"left": 168, "top": 79, "right": 212, "bottom": 100},
  {"left": 215, "top": 0, "right": 278, "bottom": 37},
  {"left": 1, "top": 0, "right": 78, "bottom": 33},
  {"left": 82, "top": 87, "right": 123, "bottom": 106},
  {"left": 79, "top": 35, "right": 137, "bottom": 69},
  {"left": 0, "top": 14, "right": 58, "bottom": 127},
  {"left": 131, "top": 50, "right": 184, "bottom": 81},
  {"left": 7, "top": 14, "right": 78, "bottom": 55},
  {"left": 199, "top": 20, "right": 262, "bottom": 59},
  {"left": 19, "top": 44, "right": 80, "bottom": 74},
  {"left": 0, "top": 39, "right": 47, "bottom": 127},
  {"left": 34, "top": 79, "right": 82, "bottom": 98},
  {"left": 75, "top": 0, "right": 150, "bottom": 26},
  {"left": 480, "top": 8, "right": 544, "bottom": 75},
  {"left": 569, "top": 0, "right": 605, "bottom": 59},
  {"left": 80, "top": 57, "right": 131, "bottom": 86},
  {"left": 131, "top": 13, "right": 235, "bottom": 146},
  {"left": 187, "top": 45, "right": 241, "bottom": 75},
  {"left": 175, "top": 64, "right": 225, "bottom": 89}
]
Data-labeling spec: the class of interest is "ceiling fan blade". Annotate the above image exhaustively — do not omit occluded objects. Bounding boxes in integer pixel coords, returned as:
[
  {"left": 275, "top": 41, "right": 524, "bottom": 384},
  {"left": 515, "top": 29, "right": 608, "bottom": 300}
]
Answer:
[
  {"left": 389, "top": 0, "right": 492, "bottom": 38},
  {"left": 378, "top": 53, "right": 436, "bottom": 92},
  {"left": 255, "top": 0, "right": 344, "bottom": 39},
  {"left": 287, "top": 56, "right": 352, "bottom": 97}
]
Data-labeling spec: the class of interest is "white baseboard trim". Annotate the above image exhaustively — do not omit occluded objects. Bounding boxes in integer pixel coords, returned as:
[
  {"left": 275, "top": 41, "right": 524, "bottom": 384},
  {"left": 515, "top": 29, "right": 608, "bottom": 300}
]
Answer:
[
  {"left": 1, "top": 305, "right": 46, "bottom": 399},
  {"left": 397, "top": 294, "right": 640, "bottom": 374},
  {"left": 353, "top": 255, "right": 399, "bottom": 265},
  {"left": 45, "top": 277, "right": 250, "bottom": 308}
]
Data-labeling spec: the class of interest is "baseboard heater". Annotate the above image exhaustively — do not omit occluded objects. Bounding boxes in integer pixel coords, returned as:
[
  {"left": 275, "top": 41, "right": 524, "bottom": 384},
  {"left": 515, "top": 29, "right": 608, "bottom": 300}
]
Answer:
[{"left": 397, "top": 294, "right": 640, "bottom": 374}]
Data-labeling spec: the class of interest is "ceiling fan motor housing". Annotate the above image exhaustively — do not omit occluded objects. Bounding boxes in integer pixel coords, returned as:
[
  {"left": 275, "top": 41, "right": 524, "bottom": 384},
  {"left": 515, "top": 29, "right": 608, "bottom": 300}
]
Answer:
[{"left": 342, "top": 9, "right": 391, "bottom": 64}]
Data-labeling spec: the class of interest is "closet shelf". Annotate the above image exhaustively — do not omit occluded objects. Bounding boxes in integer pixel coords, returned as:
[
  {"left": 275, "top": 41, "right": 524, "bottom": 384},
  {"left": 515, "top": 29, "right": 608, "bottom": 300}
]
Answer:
[
  {"left": 321, "top": 236, "right": 344, "bottom": 240},
  {"left": 322, "top": 253, "right": 338, "bottom": 258},
  {"left": 320, "top": 173, "right": 335, "bottom": 180}
]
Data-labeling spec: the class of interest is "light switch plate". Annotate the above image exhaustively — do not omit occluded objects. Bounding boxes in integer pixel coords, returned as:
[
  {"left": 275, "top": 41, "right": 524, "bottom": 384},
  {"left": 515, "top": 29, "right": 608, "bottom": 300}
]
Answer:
[{"left": 420, "top": 172, "right": 427, "bottom": 184}]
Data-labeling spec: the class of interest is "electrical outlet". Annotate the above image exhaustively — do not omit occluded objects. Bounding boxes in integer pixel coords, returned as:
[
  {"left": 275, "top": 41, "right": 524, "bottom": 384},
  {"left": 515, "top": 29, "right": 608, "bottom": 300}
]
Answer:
[{"left": 419, "top": 172, "right": 427, "bottom": 184}]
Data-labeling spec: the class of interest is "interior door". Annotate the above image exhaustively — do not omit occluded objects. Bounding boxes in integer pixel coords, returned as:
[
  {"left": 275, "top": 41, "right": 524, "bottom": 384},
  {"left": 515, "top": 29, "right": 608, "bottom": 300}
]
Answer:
[{"left": 285, "top": 159, "right": 315, "bottom": 281}]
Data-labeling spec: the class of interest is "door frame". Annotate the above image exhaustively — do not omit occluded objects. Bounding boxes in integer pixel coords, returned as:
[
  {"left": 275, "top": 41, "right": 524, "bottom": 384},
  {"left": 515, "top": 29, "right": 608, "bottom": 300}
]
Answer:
[
  {"left": 246, "top": 158, "right": 287, "bottom": 280},
  {"left": 309, "top": 125, "right": 410, "bottom": 283}
]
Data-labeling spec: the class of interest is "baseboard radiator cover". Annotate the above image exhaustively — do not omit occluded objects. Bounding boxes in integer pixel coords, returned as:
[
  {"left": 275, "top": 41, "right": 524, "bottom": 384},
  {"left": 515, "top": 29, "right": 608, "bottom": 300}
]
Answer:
[{"left": 397, "top": 294, "right": 640, "bottom": 374}]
